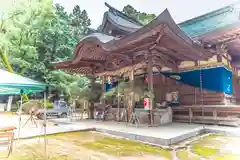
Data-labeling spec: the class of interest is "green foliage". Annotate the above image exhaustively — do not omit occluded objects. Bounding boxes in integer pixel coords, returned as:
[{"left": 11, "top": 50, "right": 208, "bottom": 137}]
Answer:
[
  {"left": 122, "top": 5, "right": 156, "bottom": 25},
  {"left": 46, "top": 102, "right": 53, "bottom": 109},
  {"left": 69, "top": 5, "right": 91, "bottom": 41},
  {"left": 0, "top": 0, "right": 92, "bottom": 99},
  {"left": 78, "top": 80, "right": 102, "bottom": 103},
  {"left": 39, "top": 99, "right": 53, "bottom": 109},
  {"left": 104, "top": 81, "right": 129, "bottom": 98}
]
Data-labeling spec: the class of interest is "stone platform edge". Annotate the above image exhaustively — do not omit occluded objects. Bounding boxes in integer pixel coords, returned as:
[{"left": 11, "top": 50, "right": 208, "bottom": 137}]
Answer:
[{"left": 95, "top": 127, "right": 239, "bottom": 146}]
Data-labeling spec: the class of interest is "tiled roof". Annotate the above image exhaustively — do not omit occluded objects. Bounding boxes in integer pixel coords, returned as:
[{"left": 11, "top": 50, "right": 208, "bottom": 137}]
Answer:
[
  {"left": 104, "top": 2, "right": 240, "bottom": 38},
  {"left": 179, "top": 2, "right": 240, "bottom": 38}
]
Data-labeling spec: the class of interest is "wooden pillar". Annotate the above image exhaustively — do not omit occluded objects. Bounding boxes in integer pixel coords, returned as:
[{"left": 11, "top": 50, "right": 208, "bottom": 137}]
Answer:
[
  {"left": 217, "top": 55, "right": 222, "bottom": 63},
  {"left": 89, "top": 76, "right": 96, "bottom": 119},
  {"left": 128, "top": 69, "right": 135, "bottom": 121},
  {"left": 227, "top": 54, "right": 230, "bottom": 67},
  {"left": 147, "top": 56, "right": 154, "bottom": 125},
  {"left": 194, "top": 60, "right": 198, "bottom": 67},
  {"left": 174, "top": 61, "right": 180, "bottom": 91},
  {"left": 116, "top": 76, "right": 120, "bottom": 121},
  {"left": 217, "top": 44, "right": 225, "bottom": 63},
  {"left": 100, "top": 76, "right": 105, "bottom": 104}
]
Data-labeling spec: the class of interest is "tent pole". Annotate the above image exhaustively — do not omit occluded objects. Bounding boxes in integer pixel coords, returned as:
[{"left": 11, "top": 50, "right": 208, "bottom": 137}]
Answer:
[
  {"left": 18, "top": 90, "right": 24, "bottom": 140},
  {"left": 43, "top": 90, "right": 47, "bottom": 159}
]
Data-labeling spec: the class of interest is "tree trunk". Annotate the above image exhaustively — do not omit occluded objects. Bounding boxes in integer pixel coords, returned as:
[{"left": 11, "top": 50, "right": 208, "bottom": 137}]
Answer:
[
  {"left": 88, "top": 102, "right": 94, "bottom": 119},
  {"left": 0, "top": 50, "right": 14, "bottom": 72}
]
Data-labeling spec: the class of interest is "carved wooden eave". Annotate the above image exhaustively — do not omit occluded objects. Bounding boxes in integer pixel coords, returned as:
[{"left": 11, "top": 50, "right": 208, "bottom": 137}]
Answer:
[
  {"left": 201, "top": 28, "right": 240, "bottom": 44},
  {"left": 53, "top": 9, "right": 212, "bottom": 76},
  {"left": 195, "top": 25, "right": 240, "bottom": 68},
  {"left": 52, "top": 59, "right": 105, "bottom": 75}
]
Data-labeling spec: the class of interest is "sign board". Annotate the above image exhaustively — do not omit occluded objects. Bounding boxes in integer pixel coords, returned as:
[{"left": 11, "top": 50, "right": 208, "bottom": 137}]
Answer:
[{"left": 144, "top": 98, "right": 152, "bottom": 110}]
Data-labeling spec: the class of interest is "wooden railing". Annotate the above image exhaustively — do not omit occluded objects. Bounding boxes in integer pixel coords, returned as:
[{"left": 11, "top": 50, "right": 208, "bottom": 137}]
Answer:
[{"left": 172, "top": 106, "right": 240, "bottom": 126}]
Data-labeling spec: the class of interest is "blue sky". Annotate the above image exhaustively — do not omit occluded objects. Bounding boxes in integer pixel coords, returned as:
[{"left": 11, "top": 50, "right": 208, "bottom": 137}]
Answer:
[{"left": 55, "top": 0, "right": 239, "bottom": 29}]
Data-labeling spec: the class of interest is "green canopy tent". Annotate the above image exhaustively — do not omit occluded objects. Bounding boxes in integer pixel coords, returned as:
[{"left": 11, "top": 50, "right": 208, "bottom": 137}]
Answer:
[
  {"left": 0, "top": 68, "right": 48, "bottom": 158},
  {"left": 0, "top": 68, "right": 46, "bottom": 94}
]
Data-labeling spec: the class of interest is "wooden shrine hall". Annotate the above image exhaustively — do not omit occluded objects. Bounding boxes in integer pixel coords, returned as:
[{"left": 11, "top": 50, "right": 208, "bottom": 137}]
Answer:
[{"left": 54, "top": 2, "right": 240, "bottom": 126}]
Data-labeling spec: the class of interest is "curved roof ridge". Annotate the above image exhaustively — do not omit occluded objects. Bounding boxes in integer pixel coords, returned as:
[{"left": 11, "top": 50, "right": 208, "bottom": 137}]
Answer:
[
  {"left": 104, "top": 2, "right": 143, "bottom": 26},
  {"left": 106, "top": 12, "right": 142, "bottom": 32},
  {"left": 179, "top": 2, "right": 238, "bottom": 27},
  {"left": 155, "top": 9, "right": 193, "bottom": 44}
]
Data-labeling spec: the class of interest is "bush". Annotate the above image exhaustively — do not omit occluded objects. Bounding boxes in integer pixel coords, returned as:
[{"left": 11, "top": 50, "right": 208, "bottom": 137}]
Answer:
[
  {"left": 46, "top": 102, "right": 53, "bottom": 109},
  {"left": 21, "top": 99, "right": 54, "bottom": 114},
  {"left": 39, "top": 100, "right": 54, "bottom": 109},
  {"left": 22, "top": 100, "right": 42, "bottom": 114}
]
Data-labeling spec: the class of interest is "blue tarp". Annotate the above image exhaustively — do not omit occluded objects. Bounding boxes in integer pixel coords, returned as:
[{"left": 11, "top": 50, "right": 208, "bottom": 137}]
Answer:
[
  {"left": 159, "top": 66, "right": 233, "bottom": 95},
  {"left": 105, "top": 81, "right": 118, "bottom": 92},
  {"left": 104, "top": 66, "right": 233, "bottom": 95}
]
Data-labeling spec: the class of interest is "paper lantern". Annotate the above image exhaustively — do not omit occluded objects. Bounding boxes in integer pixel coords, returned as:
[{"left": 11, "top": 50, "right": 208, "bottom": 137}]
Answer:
[{"left": 144, "top": 98, "right": 152, "bottom": 110}]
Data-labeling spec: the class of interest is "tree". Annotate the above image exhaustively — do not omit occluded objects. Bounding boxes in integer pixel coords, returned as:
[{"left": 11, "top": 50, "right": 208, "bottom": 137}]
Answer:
[
  {"left": 2, "top": 0, "right": 55, "bottom": 80},
  {"left": 122, "top": 5, "right": 156, "bottom": 25},
  {"left": 0, "top": 0, "right": 92, "bottom": 100},
  {"left": 41, "top": 4, "right": 91, "bottom": 98},
  {"left": 69, "top": 5, "right": 91, "bottom": 41},
  {"left": 0, "top": 13, "right": 14, "bottom": 72}
]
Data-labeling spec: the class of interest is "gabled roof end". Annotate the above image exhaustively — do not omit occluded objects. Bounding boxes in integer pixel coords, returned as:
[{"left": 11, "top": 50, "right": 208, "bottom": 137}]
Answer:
[{"left": 104, "top": 2, "right": 143, "bottom": 26}]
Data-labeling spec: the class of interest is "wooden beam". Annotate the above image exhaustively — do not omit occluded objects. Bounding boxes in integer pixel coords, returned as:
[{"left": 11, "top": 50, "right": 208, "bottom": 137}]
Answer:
[
  {"left": 214, "top": 29, "right": 240, "bottom": 44},
  {"left": 106, "top": 53, "right": 132, "bottom": 62},
  {"left": 155, "top": 46, "right": 199, "bottom": 61},
  {"left": 118, "top": 41, "right": 156, "bottom": 55},
  {"left": 151, "top": 49, "right": 176, "bottom": 69}
]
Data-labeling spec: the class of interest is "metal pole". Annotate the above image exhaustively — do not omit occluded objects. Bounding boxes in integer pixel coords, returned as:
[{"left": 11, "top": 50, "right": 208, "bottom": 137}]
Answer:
[
  {"left": 17, "top": 92, "right": 23, "bottom": 140},
  {"left": 43, "top": 91, "right": 47, "bottom": 159}
]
